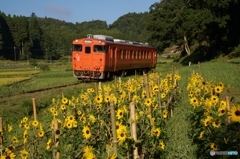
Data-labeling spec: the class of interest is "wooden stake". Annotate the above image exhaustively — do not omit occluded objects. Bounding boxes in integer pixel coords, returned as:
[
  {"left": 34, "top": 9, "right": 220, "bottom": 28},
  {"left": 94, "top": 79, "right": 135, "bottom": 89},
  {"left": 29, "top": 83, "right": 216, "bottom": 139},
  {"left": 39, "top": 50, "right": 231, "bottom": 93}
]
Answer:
[
  {"left": 32, "top": 98, "right": 37, "bottom": 121},
  {"left": 226, "top": 96, "right": 231, "bottom": 124},
  {"left": 54, "top": 120, "right": 60, "bottom": 159},
  {"left": 130, "top": 102, "right": 140, "bottom": 159},
  {"left": 110, "top": 100, "right": 118, "bottom": 156},
  {"left": 0, "top": 117, "right": 3, "bottom": 145}
]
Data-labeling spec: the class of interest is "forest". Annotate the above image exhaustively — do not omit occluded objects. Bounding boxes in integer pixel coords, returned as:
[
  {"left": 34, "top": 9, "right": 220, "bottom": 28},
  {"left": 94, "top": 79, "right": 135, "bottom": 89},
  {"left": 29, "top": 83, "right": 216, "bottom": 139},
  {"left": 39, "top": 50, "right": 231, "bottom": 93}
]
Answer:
[{"left": 0, "top": 0, "right": 240, "bottom": 62}]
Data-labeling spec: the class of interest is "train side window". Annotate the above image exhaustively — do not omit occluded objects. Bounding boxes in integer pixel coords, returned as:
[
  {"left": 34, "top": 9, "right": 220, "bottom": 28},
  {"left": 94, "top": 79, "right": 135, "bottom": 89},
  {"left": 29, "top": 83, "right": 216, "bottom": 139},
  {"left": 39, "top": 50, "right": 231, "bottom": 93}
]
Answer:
[
  {"left": 135, "top": 51, "right": 138, "bottom": 59},
  {"left": 148, "top": 52, "right": 151, "bottom": 59},
  {"left": 73, "top": 44, "right": 82, "bottom": 52},
  {"left": 142, "top": 51, "right": 145, "bottom": 59},
  {"left": 130, "top": 50, "right": 133, "bottom": 59},
  {"left": 145, "top": 51, "right": 148, "bottom": 59},
  {"left": 85, "top": 46, "right": 91, "bottom": 54},
  {"left": 139, "top": 51, "right": 141, "bottom": 59},
  {"left": 124, "top": 50, "right": 126, "bottom": 59},
  {"left": 120, "top": 49, "right": 123, "bottom": 59},
  {"left": 94, "top": 45, "right": 107, "bottom": 53}
]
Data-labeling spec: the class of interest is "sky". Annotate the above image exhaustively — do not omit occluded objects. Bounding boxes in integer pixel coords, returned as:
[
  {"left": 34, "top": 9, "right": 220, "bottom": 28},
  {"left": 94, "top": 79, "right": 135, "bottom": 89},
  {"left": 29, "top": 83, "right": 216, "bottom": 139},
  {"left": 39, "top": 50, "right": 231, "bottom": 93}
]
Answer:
[{"left": 0, "top": 0, "right": 159, "bottom": 25}]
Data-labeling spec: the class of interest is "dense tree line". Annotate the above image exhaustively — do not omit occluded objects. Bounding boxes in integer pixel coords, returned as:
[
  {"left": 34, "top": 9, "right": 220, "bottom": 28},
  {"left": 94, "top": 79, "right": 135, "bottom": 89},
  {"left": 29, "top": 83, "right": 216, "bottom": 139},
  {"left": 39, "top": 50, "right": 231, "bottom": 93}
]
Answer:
[
  {"left": 146, "top": 0, "right": 240, "bottom": 59},
  {"left": 0, "top": 0, "right": 240, "bottom": 61}
]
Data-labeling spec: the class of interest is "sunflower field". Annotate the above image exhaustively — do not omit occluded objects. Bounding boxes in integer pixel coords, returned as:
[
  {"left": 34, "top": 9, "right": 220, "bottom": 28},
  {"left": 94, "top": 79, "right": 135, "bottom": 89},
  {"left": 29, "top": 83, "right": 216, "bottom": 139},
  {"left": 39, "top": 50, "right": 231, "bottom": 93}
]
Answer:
[
  {"left": 0, "top": 72, "right": 181, "bottom": 159},
  {"left": 187, "top": 72, "right": 240, "bottom": 158}
]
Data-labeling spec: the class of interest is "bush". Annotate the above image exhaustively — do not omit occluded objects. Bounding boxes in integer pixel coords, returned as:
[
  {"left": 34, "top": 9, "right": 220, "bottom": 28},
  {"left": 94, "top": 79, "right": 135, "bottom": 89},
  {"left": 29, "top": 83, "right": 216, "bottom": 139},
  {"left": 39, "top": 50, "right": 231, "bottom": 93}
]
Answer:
[
  {"left": 229, "top": 45, "right": 240, "bottom": 58},
  {"left": 39, "top": 64, "right": 50, "bottom": 71}
]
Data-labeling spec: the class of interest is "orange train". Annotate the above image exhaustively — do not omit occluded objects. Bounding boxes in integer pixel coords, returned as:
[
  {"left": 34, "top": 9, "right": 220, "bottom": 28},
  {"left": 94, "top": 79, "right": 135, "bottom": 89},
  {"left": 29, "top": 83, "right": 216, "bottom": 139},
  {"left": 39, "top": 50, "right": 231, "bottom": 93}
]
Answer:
[{"left": 72, "top": 34, "right": 157, "bottom": 80}]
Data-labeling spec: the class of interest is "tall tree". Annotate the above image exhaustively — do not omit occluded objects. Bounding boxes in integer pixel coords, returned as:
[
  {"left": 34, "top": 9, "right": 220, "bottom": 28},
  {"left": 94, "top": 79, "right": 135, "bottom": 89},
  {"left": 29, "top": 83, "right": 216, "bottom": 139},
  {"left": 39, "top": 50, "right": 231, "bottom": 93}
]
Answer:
[{"left": 28, "top": 12, "right": 43, "bottom": 58}]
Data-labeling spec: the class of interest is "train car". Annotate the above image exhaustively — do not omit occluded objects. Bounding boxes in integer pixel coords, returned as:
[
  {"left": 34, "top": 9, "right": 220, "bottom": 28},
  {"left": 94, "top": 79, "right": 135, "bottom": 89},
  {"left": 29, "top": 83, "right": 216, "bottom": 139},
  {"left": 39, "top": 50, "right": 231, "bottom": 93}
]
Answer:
[{"left": 72, "top": 34, "right": 157, "bottom": 80}]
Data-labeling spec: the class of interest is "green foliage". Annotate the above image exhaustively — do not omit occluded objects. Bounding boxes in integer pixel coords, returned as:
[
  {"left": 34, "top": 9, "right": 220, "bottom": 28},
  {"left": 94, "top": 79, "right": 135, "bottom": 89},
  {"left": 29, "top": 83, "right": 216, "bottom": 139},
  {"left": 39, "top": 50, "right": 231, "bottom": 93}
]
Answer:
[
  {"left": 39, "top": 64, "right": 50, "bottom": 71},
  {"left": 229, "top": 45, "right": 240, "bottom": 58}
]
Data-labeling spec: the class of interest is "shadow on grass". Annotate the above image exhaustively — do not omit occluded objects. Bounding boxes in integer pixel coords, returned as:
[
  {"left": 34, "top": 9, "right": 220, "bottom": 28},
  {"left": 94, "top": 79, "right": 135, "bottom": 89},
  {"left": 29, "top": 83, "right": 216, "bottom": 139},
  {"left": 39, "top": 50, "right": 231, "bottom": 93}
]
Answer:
[{"left": 174, "top": 46, "right": 214, "bottom": 66}]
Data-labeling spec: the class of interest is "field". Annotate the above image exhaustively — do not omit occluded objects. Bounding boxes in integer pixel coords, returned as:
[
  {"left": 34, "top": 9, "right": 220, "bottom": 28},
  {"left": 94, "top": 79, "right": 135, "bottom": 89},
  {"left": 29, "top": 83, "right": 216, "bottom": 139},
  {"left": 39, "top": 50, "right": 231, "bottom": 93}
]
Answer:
[{"left": 0, "top": 56, "right": 239, "bottom": 158}]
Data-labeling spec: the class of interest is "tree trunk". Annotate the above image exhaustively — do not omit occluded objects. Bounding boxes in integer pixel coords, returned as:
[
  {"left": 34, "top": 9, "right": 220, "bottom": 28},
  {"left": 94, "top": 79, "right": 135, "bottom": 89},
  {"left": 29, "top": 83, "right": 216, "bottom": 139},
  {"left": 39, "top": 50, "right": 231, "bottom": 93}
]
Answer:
[{"left": 184, "top": 34, "right": 191, "bottom": 55}]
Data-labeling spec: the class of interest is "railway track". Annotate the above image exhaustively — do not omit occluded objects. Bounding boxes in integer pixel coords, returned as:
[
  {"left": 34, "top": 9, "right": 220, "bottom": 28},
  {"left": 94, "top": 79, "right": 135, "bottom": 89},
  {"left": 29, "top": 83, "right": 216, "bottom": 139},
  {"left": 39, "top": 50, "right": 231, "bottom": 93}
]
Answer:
[
  {"left": 0, "top": 79, "right": 111, "bottom": 104},
  {"left": 0, "top": 81, "right": 85, "bottom": 104}
]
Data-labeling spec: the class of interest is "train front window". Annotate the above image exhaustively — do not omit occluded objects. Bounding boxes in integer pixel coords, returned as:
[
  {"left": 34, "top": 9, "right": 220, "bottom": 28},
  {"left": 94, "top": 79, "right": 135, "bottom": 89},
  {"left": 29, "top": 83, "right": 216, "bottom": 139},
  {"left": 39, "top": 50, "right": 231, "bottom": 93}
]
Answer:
[
  {"left": 73, "top": 44, "right": 82, "bottom": 52},
  {"left": 94, "top": 45, "right": 108, "bottom": 53}
]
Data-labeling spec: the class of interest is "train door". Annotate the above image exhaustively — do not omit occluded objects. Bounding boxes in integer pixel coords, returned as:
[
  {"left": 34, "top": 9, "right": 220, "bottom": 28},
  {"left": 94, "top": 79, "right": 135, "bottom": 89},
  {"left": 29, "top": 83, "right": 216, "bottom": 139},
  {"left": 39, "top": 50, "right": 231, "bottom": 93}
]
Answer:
[
  {"left": 152, "top": 50, "right": 157, "bottom": 67},
  {"left": 82, "top": 45, "right": 93, "bottom": 71},
  {"left": 110, "top": 47, "right": 116, "bottom": 71}
]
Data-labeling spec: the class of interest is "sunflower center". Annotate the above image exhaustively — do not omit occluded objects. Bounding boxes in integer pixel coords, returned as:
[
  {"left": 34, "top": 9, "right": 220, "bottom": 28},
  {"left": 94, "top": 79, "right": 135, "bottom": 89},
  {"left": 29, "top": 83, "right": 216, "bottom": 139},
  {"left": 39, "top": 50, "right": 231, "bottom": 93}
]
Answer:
[
  {"left": 235, "top": 110, "right": 240, "bottom": 116},
  {"left": 86, "top": 130, "right": 90, "bottom": 134},
  {"left": 120, "top": 112, "right": 123, "bottom": 116},
  {"left": 120, "top": 133, "right": 124, "bottom": 137},
  {"left": 221, "top": 110, "right": 225, "bottom": 113}
]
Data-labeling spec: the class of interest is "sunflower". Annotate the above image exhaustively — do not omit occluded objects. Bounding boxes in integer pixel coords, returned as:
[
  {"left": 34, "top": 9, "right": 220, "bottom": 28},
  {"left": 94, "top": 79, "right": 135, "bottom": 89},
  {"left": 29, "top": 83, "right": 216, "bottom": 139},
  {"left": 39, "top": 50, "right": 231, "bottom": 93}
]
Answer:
[
  {"left": 83, "top": 145, "right": 94, "bottom": 155},
  {"left": 49, "top": 107, "right": 55, "bottom": 113},
  {"left": 4, "top": 152, "right": 16, "bottom": 159},
  {"left": 22, "top": 117, "right": 28, "bottom": 123},
  {"left": 152, "top": 127, "right": 161, "bottom": 137},
  {"left": 62, "top": 97, "right": 68, "bottom": 105},
  {"left": 199, "top": 131, "right": 204, "bottom": 139},
  {"left": 144, "top": 98, "right": 152, "bottom": 107},
  {"left": 116, "top": 109, "right": 124, "bottom": 120},
  {"left": 159, "top": 141, "right": 165, "bottom": 150},
  {"left": 162, "top": 109, "right": 168, "bottom": 119},
  {"left": 217, "top": 82, "right": 224, "bottom": 89},
  {"left": 117, "top": 130, "right": 127, "bottom": 143},
  {"left": 160, "top": 93, "right": 166, "bottom": 99},
  {"left": 88, "top": 114, "right": 96, "bottom": 124},
  {"left": 38, "top": 130, "right": 44, "bottom": 137},
  {"left": 109, "top": 153, "right": 117, "bottom": 159},
  {"left": 83, "top": 152, "right": 96, "bottom": 159},
  {"left": 60, "top": 104, "right": 66, "bottom": 111},
  {"left": 82, "top": 126, "right": 91, "bottom": 140},
  {"left": 214, "top": 85, "right": 223, "bottom": 94},
  {"left": 53, "top": 110, "right": 58, "bottom": 117},
  {"left": 11, "top": 136, "right": 19, "bottom": 143},
  {"left": 210, "top": 143, "right": 218, "bottom": 151},
  {"left": 73, "top": 121, "right": 78, "bottom": 128},
  {"left": 20, "top": 149, "right": 29, "bottom": 159},
  {"left": 46, "top": 139, "right": 52, "bottom": 150},
  {"left": 87, "top": 88, "right": 93, "bottom": 94},
  {"left": 23, "top": 130, "right": 28, "bottom": 144},
  {"left": 212, "top": 119, "right": 221, "bottom": 128},
  {"left": 210, "top": 95, "right": 219, "bottom": 106},
  {"left": 104, "top": 95, "right": 111, "bottom": 103},
  {"left": 32, "top": 120, "right": 39, "bottom": 127},
  {"left": 142, "top": 90, "right": 147, "bottom": 98},
  {"left": 8, "top": 124, "right": 12, "bottom": 132},
  {"left": 189, "top": 97, "right": 199, "bottom": 108},
  {"left": 79, "top": 115, "right": 86, "bottom": 123},
  {"left": 94, "top": 95, "right": 103, "bottom": 104},
  {"left": 203, "top": 116, "right": 212, "bottom": 127},
  {"left": 24, "top": 123, "right": 30, "bottom": 130},
  {"left": 77, "top": 110, "right": 82, "bottom": 116},
  {"left": 229, "top": 105, "right": 240, "bottom": 123},
  {"left": 67, "top": 115, "right": 75, "bottom": 122},
  {"left": 66, "top": 121, "right": 73, "bottom": 129}
]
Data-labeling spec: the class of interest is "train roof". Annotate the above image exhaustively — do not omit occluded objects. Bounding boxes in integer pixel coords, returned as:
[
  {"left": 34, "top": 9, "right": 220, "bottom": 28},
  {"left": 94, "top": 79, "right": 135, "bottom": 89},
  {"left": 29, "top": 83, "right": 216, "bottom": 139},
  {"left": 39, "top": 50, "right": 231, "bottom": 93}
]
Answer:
[{"left": 84, "top": 34, "right": 154, "bottom": 48}]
